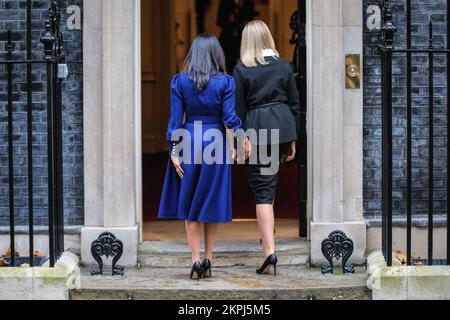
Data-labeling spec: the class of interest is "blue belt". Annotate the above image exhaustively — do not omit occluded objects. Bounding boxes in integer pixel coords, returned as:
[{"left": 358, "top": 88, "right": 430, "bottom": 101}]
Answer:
[{"left": 186, "top": 115, "right": 221, "bottom": 124}]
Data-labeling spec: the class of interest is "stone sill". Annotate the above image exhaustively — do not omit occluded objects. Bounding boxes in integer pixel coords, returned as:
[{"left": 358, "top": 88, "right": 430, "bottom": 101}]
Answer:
[
  {"left": 367, "top": 251, "right": 450, "bottom": 300},
  {"left": 0, "top": 252, "right": 80, "bottom": 300},
  {"left": 365, "top": 216, "right": 448, "bottom": 228},
  {"left": 0, "top": 225, "right": 82, "bottom": 235}
]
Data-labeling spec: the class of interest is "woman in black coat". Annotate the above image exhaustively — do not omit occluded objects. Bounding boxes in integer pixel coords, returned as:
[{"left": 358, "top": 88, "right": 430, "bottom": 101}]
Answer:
[{"left": 233, "top": 20, "right": 300, "bottom": 276}]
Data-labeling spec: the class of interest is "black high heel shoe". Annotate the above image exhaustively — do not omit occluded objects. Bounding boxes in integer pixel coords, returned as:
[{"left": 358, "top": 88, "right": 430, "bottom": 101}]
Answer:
[
  {"left": 202, "top": 259, "right": 212, "bottom": 278},
  {"left": 256, "top": 254, "right": 278, "bottom": 276},
  {"left": 190, "top": 261, "right": 203, "bottom": 281}
]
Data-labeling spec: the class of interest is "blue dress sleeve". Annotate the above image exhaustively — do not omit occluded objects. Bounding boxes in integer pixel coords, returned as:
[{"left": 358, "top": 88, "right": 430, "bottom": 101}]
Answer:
[
  {"left": 221, "top": 76, "right": 243, "bottom": 131},
  {"left": 166, "top": 74, "right": 185, "bottom": 144}
]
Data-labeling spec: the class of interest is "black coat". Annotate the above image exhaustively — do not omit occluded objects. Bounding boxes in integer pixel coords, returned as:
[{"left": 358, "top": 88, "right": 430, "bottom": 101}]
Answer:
[{"left": 233, "top": 56, "right": 300, "bottom": 145}]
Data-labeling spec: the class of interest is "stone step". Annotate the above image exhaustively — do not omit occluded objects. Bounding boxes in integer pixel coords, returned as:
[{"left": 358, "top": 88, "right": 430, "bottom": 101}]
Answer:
[
  {"left": 137, "top": 239, "right": 310, "bottom": 268},
  {"left": 70, "top": 266, "right": 371, "bottom": 300}
]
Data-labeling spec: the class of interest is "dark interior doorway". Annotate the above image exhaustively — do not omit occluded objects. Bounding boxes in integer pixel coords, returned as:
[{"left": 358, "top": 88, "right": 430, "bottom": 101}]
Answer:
[
  {"left": 141, "top": 0, "right": 306, "bottom": 236},
  {"left": 143, "top": 155, "right": 299, "bottom": 221}
]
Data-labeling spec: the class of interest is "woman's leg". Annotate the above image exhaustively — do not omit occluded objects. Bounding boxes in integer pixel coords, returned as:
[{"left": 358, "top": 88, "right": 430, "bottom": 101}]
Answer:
[
  {"left": 256, "top": 204, "right": 276, "bottom": 258},
  {"left": 185, "top": 221, "right": 202, "bottom": 264},
  {"left": 204, "top": 223, "right": 219, "bottom": 261}
]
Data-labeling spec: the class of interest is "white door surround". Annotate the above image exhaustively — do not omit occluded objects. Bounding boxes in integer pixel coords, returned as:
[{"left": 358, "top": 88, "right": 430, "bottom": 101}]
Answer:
[{"left": 81, "top": 0, "right": 366, "bottom": 266}]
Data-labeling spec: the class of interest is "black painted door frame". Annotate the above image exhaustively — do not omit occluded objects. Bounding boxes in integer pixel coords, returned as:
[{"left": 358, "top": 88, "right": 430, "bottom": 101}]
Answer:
[{"left": 296, "top": 0, "right": 308, "bottom": 238}]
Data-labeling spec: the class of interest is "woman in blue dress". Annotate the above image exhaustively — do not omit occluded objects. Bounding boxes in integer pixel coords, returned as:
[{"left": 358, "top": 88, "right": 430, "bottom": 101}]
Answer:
[{"left": 158, "top": 34, "right": 250, "bottom": 280}]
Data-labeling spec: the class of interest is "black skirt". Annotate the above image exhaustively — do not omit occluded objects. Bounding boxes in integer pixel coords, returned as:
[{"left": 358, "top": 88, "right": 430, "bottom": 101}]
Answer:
[{"left": 245, "top": 143, "right": 291, "bottom": 205}]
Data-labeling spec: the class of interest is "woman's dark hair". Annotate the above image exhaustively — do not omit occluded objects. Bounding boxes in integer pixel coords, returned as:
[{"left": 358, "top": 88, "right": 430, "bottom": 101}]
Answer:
[{"left": 185, "top": 34, "right": 226, "bottom": 92}]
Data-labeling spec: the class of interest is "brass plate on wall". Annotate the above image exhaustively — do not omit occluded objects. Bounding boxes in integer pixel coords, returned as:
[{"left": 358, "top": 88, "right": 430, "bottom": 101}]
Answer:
[{"left": 345, "top": 54, "right": 361, "bottom": 89}]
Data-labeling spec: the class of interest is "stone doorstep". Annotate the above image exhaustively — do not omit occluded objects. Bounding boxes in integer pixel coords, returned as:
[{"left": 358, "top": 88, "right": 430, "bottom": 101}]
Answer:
[
  {"left": 367, "top": 251, "right": 450, "bottom": 300},
  {"left": 70, "top": 266, "right": 371, "bottom": 300},
  {"left": 72, "top": 287, "right": 372, "bottom": 301},
  {"left": 137, "top": 239, "right": 310, "bottom": 268},
  {"left": 0, "top": 252, "right": 81, "bottom": 300},
  {"left": 138, "top": 252, "right": 309, "bottom": 268}
]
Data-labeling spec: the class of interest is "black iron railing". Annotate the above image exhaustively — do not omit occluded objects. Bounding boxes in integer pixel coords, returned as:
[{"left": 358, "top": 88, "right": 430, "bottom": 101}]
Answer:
[
  {"left": 378, "top": 0, "right": 450, "bottom": 266},
  {"left": 0, "top": 0, "right": 66, "bottom": 267}
]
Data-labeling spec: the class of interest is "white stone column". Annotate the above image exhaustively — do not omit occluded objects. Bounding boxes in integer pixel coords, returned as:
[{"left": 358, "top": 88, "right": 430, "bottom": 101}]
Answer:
[
  {"left": 308, "top": 0, "right": 366, "bottom": 265},
  {"left": 83, "top": 0, "right": 104, "bottom": 228},
  {"left": 81, "top": 0, "right": 140, "bottom": 266}
]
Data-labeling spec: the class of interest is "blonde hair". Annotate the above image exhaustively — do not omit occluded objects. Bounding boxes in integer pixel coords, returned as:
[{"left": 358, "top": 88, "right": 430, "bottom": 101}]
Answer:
[{"left": 240, "top": 20, "right": 279, "bottom": 68}]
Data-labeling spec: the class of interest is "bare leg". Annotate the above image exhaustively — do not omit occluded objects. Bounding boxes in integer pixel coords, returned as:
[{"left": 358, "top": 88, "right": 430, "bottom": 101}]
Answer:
[
  {"left": 204, "top": 223, "right": 218, "bottom": 261},
  {"left": 185, "top": 221, "right": 202, "bottom": 264},
  {"left": 256, "top": 204, "right": 276, "bottom": 258}
]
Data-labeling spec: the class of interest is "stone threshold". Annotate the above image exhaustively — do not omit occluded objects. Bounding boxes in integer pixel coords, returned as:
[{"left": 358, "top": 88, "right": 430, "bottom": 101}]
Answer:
[
  {"left": 70, "top": 266, "right": 370, "bottom": 300},
  {"left": 137, "top": 238, "right": 310, "bottom": 268},
  {"left": 139, "top": 238, "right": 309, "bottom": 254}
]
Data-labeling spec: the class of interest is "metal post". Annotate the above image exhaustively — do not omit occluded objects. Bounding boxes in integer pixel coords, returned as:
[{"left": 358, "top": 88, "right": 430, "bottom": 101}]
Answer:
[
  {"left": 6, "top": 30, "right": 16, "bottom": 267},
  {"left": 50, "top": 2, "right": 61, "bottom": 259},
  {"left": 428, "top": 19, "right": 434, "bottom": 265},
  {"left": 380, "top": 0, "right": 397, "bottom": 266},
  {"left": 447, "top": 0, "right": 450, "bottom": 266},
  {"left": 50, "top": 0, "right": 65, "bottom": 259},
  {"left": 26, "top": 0, "right": 35, "bottom": 267},
  {"left": 41, "top": 20, "right": 56, "bottom": 267},
  {"left": 406, "top": 0, "right": 412, "bottom": 266}
]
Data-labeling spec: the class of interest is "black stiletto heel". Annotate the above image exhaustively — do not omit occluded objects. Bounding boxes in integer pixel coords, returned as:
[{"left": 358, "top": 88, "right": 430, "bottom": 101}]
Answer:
[
  {"left": 202, "top": 259, "right": 212, "bottom": 278},
  {"left": 256, "top": 254, "right": 278, "bottom": 276},
  {"left": 190, "top": 261, "right": 203, "bottom": 281}
]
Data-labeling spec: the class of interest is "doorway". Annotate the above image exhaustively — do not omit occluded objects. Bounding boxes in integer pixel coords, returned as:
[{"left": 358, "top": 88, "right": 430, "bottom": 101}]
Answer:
[{"left": 140, "top": 0, "right": 307, "bottom": 240}]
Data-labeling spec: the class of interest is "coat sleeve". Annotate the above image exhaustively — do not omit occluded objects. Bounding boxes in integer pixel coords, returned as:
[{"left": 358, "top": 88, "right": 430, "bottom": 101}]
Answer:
[
  {"left": 287, "top": 66, "right": 300, "bottom": 132},
  {"left": 166, "top": 74, "right": 185, "bottom": 146},
  {"left": 232, "top": 66, "right": 248, "bottom": 126},
  {"left": 221, "top": 76, "right": 242, "bottom": 130}
]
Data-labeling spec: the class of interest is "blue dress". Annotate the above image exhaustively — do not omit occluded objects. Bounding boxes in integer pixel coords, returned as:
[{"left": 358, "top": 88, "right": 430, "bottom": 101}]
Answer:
[{"left": 157, "top": 72, "right": 243, "bottom": 223}]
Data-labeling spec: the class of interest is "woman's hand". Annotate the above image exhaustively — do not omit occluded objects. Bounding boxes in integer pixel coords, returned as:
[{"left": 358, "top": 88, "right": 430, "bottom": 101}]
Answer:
[
  {"left": 231, "top": 148, "right": 238, "bottom": 162},
  {"left": 171, "top": 155, "right": 184, "bottom": 179},
  {"left": 231, "top": 138, "right": 251, "bottom": 162},
  {"left": 286, "top": 141, "right": 296, "bottom": 162},
  {"left": 244, "top": 138, "right": 252, "bottom": 160}
]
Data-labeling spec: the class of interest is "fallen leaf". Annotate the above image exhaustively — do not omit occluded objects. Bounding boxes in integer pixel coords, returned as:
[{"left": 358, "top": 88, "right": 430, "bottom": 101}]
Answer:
[
  {"left": 3, "top": 246, "right": 20, "bottom": 257},
  {"left": 394, "top": 250, "right": 407, "bottom": 265},
  {"left": 0, "top": 258, "right": 9, "bottom": 266}
]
